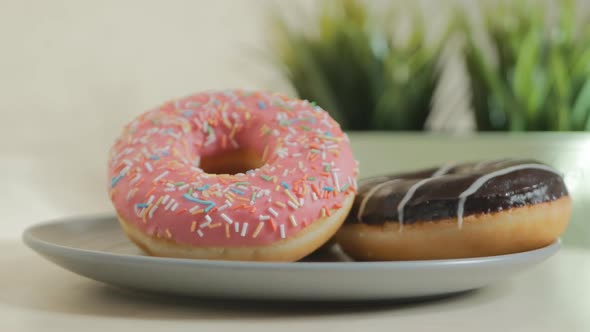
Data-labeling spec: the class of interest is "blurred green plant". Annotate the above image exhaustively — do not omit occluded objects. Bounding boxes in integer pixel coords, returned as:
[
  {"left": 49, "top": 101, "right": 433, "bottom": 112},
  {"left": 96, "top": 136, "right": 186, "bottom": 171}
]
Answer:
[
  {"left": 459, "top": 0, "right": 590, "bottom": 131},
  {"left": 268, "top": 0, "right": 450, "bottom": 131}
]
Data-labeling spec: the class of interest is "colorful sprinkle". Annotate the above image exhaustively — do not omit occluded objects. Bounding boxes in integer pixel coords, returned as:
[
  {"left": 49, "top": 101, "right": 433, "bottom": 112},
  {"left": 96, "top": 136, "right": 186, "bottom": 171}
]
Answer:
[
  {"left": 221, "top": 213, "right": 233, "bottom": 225},
  {"left": 200, "top": 216, "right": 212, "bottom": 227},
  {"left": 196, "top": 184, "right": 209, "bottom": 191},
  {"left": 230, "top": 188, "right": 245, "bottom": 195},
  {"left": 129, "top": 174, "right": 142, "bottom": 185},
  {"left": 110, "top": 173, "right": 125, "bottom": 188},
  {"left": 182, "top": 194, "right": 211, "bottom": 205},
  {"left": 279, "top": 224, "right": 286, "bottom": 239},
  {"left": 204, "top": 202, "right": 216, "bottom": 212},
  {"left": 240, "top": 223, "right": 249, "bottom": 237},
  {"left": 268, "top": 207, "right": 279, "bottom": 217},
  {"left": 153, "top": 171, "right": 169, "bottom": 183},
  {"left": 164, "top": 199, "right": 175, "bottom": 211},
  {"left": 332, "top": 171, "right": 341, "bottom": 192},
  {"left": 252, "top": 222, "right": 264, "bottom": 238},
  {"left": 284, "top": 189, "right": 299, "bottom": 205},
  {"left": 289, "top": 215, "right": 298, "bottom": 227}
]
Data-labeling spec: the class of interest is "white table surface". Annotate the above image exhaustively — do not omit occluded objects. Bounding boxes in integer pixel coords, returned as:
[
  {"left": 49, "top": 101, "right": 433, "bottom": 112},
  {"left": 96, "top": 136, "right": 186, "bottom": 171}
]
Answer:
[{"left": 1, "top": 241, "right": 589, "bottom": 332}]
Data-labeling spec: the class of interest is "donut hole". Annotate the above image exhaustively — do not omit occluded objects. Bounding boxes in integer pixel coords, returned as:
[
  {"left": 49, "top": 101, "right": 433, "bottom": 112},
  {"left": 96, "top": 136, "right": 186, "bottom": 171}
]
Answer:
[{"left": 199, "top": 148, "right": 265, "bottom": 175}]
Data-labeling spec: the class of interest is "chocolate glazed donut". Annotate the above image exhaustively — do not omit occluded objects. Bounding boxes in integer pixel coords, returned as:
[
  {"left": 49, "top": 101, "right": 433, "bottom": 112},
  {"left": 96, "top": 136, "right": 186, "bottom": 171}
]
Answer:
[{"left": 334, "top": 159, "right": 572, "bottom": 261}]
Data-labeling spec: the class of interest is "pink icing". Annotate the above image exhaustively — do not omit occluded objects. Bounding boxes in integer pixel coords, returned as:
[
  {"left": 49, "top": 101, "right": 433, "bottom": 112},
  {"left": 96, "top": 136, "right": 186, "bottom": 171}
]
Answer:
[{"left": 108, "top": 89, "right": 359, "bottom": 246}]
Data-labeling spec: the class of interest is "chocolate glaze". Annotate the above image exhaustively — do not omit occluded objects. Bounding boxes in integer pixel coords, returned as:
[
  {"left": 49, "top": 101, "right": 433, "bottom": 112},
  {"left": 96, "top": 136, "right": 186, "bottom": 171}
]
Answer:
[{"left": 348, "top": 159, "right": 569, "bottom": 225}]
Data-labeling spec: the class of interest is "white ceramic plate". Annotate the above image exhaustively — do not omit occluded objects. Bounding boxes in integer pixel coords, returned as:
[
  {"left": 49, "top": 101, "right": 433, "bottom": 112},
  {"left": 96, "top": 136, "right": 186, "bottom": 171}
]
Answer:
[{"left": 23, "top": 213, "right": 560, "bottom": 301}]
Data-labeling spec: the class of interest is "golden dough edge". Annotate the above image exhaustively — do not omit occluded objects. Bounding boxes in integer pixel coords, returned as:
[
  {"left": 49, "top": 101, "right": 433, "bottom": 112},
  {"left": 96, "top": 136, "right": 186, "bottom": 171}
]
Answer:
[
  {"left": 334, "top": 196, "right": 572, "bottom": 261},
  {"left": 118, "top": 194, "right": 354, "bottom": 262}
]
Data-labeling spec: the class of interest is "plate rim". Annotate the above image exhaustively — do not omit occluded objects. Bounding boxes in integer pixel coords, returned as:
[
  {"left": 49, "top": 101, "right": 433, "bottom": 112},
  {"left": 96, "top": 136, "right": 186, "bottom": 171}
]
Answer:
[{"left": 22, "top": 212, "right": 561, "bottom": 270}]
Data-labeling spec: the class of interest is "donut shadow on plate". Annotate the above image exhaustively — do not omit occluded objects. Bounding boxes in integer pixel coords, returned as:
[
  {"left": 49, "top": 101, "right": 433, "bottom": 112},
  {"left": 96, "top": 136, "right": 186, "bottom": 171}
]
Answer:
[{"left": 300, "top": 242, "right": 355, "bottom": 262}]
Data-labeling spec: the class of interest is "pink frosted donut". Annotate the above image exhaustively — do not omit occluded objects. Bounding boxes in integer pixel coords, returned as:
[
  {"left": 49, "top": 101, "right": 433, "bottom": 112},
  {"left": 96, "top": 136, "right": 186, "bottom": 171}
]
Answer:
[{"left": 108, "top": 89, "right": 358, "bottom": 261}]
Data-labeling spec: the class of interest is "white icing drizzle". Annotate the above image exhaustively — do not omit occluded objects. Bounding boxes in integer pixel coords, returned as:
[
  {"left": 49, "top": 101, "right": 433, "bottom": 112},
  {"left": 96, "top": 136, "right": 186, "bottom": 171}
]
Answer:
[
  {"left": 356, "top": 179, "right": 400, "bottom": 222},
  {"left": 456, "top": 163, "right": 561, "bottom": 229},
  {"left": 431, "top": 162, "right": 456, "bottom": 177},
  {"left": 395, "top": 164, "right": 456, "bottom": 229},
  {"left": 396, "top": 178, "right": 434, "bottom": 231},
  {"left": 358, "top": 164, "right": 454, "bottom": 225}
]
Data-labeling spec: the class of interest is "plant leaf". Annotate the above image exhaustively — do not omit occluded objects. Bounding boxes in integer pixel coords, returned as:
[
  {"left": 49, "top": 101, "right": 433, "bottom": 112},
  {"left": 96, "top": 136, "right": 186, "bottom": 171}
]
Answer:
[
  {"left": 572, "top": 77, "right": 590, "bottom": 129},
  {"left": 549, "top": 47, "right": 571, "bottom": 130},
  {"left": 572, "top": 47, "right": 590, "bottom": 77},
  {"left": 558, "top": 0, "right": 575, "bottom": 45},
  {"left": 512, "top": 30, "right": 541, "bottom": 116},
  {"left": 288, "top": 38, "right": 343, "bottom": 125},
  {"left": 527, "top": 69, "right": 550, "bottom": 122}
]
